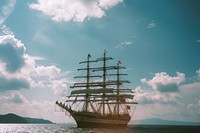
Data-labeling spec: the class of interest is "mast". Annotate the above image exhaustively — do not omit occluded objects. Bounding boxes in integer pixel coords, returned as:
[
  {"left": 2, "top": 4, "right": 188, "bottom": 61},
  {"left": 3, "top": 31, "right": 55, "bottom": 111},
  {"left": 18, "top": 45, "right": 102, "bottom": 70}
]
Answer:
[
  {"left": 102, "top": 51, "right": 106, "bottom": 115},
  {"left": 71, "top": 54, "right": 98, "bottom": 112},
  {"left": 95, "top": 50, "right": 113, "bottom": 115},
  {"left": 68, "top": 51, "right": 137, "bottom": 114},
  {"left": 85, "top": 54, "right": 90, "bottom": 112},
  {"left": 116, "top": 62, "right": 120, "bottom": 115},
  {"left": 110, "top": 61, "right": 129, "bottom": 115}
]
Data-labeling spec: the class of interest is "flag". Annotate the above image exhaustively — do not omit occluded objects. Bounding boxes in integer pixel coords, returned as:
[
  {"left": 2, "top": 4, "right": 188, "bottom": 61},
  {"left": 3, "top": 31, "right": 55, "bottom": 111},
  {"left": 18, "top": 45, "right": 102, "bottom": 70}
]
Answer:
[
  {"left": 120, "top": 99, "right": 126, "bottom": 102},
  {"left": 118, "top": 60, "right": 122, "bottom": 64},
  {"left": 88, "top": 54, "right": 91, "bottom": 58},
  {"left": 126, "top": 105, "right": 130, "bottom": 110}
]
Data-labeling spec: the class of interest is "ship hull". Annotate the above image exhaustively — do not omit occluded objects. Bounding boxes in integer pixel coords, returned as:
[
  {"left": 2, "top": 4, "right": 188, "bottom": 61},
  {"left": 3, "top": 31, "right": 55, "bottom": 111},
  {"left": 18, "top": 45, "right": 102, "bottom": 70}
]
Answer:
[
  {"left": 69, "top": 110, "right": 131, "bottom": 128},
  {"left": 76, "top": 120, "right": 128, "bottom": 128}
]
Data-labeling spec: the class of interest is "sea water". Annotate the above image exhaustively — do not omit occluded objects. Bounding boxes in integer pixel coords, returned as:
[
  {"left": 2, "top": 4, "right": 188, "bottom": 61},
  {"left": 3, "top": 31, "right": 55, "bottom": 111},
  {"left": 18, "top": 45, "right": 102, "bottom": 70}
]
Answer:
[{"left": 0, "top": 124, "right": 199, "bottom": 133}]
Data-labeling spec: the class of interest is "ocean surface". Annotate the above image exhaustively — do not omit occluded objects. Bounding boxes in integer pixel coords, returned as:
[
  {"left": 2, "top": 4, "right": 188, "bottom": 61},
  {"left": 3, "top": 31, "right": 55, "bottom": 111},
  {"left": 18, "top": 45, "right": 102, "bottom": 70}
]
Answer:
[{"left": 0, "top": 124, "right": 200, "bottom": 133}]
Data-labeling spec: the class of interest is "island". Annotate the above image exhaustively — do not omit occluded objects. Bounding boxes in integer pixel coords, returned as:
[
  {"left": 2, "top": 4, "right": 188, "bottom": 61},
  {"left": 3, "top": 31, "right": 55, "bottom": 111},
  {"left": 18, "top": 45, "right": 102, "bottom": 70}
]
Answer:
[{"left": 0, "top": 113, "right": 53, "bottom": 124}]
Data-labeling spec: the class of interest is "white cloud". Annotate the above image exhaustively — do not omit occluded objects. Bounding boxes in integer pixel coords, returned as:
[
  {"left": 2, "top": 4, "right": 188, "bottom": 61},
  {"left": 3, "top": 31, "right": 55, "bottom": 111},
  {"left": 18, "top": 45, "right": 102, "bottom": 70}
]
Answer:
[
  {"left": 0, "top": 92, "right": 69, "bottom": 123},
  {"left": 121, "top": 41, "right": 133, "bottom": 45},
  {"left": 0, "top": 0, "right": 16, "bottom": 26},
  {"left": 134, "top": 86, "right": 180, "bottom": 105},
  {"left": 0, "top": 34, "right": 26, "bottom": 72},
  {"left": 29, "top": 0, "right": 123, "bottom": 22},
  {"left": 141, "top": 72, "right": 185, "bottom": 92},
  {"left": 0, "top": 34, "right": 71, "bottom": 122},
  {"left": 99, "top": 0, "right": 122, "bottom": 9},
  {"left": 50, "top": 79, "right": 68, "bottom": 96},
  {"left": 196, "top": 69, "right": 200, "bottom": 78},
  {"left": 116, "top": 41, "right": 133, "bottom": 49},
  {"left": 0, "top": 92, "right": 29, "bottom": 104},
  {"left": 181, "top": 82, "right": 200, "bottom": 91},
  {"left": 36, "top": 65, "right": 61, "bottom": 79},
  {"left": 133, "top": 70, "right": 200, "bottom": 122},
  {"left": 0, "top": 74, "right": 30, "bottom": 92},
  {"left": 10, "top": 92, "right": 28, "bottom": 104},
  {"left": 0, "top": 34, "right": 70, "bottom": 95},
  {"left": 136, "top": 17, "right": 145, "bottom": 23},
  {"left": 187, "top": 99, "right": 200, "bottom": 114},
  {"left": 132, "top": 69, "right": 200, "bottom": 122},
  {"left": 147, "top": 20, "right": 156, "bottom": 28},
  {"left": 29, "top": 62, "right": 70, "bottom": 95},
  {"left": 179, "top": 69, "right": 200, "bottom": 94},
  {"left": 0, "top": 25, "right": 14, "bottom": 35},
  {"left": 0, "top": 35, "right": 30, "bottom": 91},
  {"left": 133, "top": 83, "right": 200, "bottom": 122}
]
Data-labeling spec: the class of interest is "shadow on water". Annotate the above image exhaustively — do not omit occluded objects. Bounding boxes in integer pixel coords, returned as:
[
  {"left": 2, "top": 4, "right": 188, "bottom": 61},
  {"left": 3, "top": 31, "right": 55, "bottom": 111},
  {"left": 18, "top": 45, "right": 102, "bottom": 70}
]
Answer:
[{"left": 69, "top": 126, "right": 131, "bottom": 133}]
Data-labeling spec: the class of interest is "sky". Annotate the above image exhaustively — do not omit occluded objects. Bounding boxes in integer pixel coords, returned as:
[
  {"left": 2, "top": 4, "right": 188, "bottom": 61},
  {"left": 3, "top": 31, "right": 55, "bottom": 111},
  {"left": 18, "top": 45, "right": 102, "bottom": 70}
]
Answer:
[{"left": 0, "top": 0, "right": 200, "bottom": 123}]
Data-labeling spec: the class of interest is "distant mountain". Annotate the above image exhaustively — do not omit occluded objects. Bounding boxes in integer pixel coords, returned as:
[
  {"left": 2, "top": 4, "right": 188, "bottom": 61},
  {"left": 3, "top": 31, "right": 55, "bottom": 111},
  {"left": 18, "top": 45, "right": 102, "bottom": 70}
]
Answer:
[
  {"left": 131, "top": 118, "right": 200, "bottom": 126},
  {"left": 0, "top": 113, "right": 27, "bottom": 123},
  {"left": 0, "top": 113, "right": 53, "bottom": 124}
]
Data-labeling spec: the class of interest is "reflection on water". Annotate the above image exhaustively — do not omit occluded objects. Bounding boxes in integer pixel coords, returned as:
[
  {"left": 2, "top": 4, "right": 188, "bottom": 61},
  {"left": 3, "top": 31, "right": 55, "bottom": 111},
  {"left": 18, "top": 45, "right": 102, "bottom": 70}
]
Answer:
[
  {"left": 0, "top": 124, "right": 67, "bottom": 133},
  {"left": 0, "top": 124, "right": 129, "bottom": 133},
  {"left": 0, "top": 124, "right": 199, "bottom": 133}
]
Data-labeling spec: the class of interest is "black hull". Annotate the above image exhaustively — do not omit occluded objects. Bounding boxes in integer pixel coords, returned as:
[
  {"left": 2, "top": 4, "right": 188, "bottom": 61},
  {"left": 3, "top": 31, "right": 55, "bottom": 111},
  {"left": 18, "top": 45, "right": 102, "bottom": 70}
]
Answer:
[
  {"left": 68, "top": 110, "right": 131, "bottom": 128},
  {"left": 76, "top": 120, "right": 128, "bottom": 128}
]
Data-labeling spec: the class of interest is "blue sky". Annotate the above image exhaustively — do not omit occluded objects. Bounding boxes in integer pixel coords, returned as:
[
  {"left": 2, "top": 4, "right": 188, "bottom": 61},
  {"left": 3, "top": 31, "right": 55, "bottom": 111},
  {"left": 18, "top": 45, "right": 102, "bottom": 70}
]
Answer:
[{"left": 0, "top": 0, "right": 200, "bottom": 123}]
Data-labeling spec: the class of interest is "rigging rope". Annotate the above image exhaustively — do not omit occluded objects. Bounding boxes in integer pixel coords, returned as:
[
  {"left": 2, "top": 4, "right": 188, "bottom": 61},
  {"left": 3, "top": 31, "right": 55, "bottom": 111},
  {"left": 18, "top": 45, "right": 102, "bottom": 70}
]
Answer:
[{"left": 131, "top": 104, "right": 137, "bottom": 124}]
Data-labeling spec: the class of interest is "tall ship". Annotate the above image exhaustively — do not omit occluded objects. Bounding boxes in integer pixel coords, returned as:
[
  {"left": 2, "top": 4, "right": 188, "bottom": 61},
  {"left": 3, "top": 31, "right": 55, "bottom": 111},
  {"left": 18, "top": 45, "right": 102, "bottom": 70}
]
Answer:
[{"left": 56, "top": 51, "right": 138, "bottom": 128}]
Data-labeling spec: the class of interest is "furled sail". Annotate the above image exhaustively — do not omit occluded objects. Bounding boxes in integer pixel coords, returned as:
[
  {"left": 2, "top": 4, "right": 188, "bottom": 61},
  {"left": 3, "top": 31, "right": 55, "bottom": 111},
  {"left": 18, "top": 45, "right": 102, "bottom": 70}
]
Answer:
[{"left": 71, "top": 88, "right": 113, "bottom": 95}]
